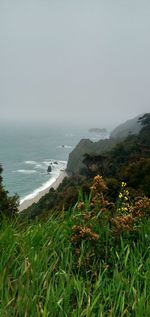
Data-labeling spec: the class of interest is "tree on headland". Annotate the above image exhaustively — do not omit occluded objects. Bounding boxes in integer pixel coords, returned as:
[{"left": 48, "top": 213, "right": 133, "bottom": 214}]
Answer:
[
  {"left": 0, "top": 165, "right": 18, "bottom": 219},
  {"left": 82, "top": 153, "right": 106, "bottom": 178},
  {"left": 138, "top": 113, "right": 150, "bottom": 127},
  {"left": 138, "top": 113, "right": 150, "bottom": 147}
]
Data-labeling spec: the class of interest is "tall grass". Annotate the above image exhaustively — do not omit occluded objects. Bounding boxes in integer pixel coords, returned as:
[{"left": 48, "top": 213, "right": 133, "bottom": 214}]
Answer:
[
  {"left": 1, "top": 210, "right": 150, "bottom": 317},
  {"left": 1, "top": 177, "right": 150, "bottom": 316}
]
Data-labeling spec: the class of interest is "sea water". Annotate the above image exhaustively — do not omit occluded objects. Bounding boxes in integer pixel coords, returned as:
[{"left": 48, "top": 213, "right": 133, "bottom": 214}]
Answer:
[{"left": 0, "top": 122, "right": 109, "bottom": 203}]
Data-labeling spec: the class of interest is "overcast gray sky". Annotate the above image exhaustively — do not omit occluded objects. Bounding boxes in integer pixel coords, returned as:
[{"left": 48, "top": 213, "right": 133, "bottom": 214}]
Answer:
[{"left": 0, "top": 0, "right": 150, "bottom": 127}]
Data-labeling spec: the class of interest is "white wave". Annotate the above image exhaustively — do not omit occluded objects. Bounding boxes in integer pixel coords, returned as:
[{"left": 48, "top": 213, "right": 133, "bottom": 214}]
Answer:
[
  {"left": 24, "top": 161, "right": 37, "bottom": 165},
  {"left": 43, "top": 160, "right": 67, "bottom": 166},
  {"left": 35, "top": 163, "right": 45, "bottom": 169},
  {"left": 53, "top": 159, "right": 67, "bottom": 164},
  {"left": 42, "top": 161, "right": 52, "bottom": 167},
  {"left": 20, "top": 174, "right": 60, "bottom": 204},
  {"left": 17, "top": 169, "right": 37, "bottom": 174},
  {"left": 64, "top": 145, "right": 73, "bottom": 148},
  {"left": 21, "top": 159, "right": 67, "bottom": 174}
]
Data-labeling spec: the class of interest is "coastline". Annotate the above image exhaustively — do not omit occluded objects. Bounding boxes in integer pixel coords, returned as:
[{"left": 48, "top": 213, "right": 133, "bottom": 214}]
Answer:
[{"left": 19, "top": 171, "right": 68, "bottom": 212}]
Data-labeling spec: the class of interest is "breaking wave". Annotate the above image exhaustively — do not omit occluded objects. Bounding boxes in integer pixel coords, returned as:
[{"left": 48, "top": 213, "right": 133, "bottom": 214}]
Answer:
[
  {"left": 20, "top": 176, "right": 58, "bottom": 204},
  {"left": 17, "top": 169, "right": 38, "bottom": 174}
]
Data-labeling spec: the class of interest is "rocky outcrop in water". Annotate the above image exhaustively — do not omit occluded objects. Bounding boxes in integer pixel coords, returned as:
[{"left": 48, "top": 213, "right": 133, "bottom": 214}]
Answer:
[{"left": 47, "top": 165, "right": 52, "bottom": 173}]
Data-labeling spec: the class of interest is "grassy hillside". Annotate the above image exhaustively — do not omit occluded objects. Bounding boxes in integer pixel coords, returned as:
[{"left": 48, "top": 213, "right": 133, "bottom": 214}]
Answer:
[
  {"left": 1, "top": 176, "right": 150, "bottom": 316},
  {"left": 1, "top": 114, "right": 150, "bottom": 316}
]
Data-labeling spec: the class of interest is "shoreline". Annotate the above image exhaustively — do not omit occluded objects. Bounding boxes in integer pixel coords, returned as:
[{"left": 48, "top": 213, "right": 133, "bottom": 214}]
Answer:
[{"left": 19, "top": 171, "right": 68, "bottom": 212}]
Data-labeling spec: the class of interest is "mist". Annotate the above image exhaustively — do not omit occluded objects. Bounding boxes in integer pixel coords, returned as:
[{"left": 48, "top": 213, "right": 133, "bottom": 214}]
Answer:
[{"left": 0, "top": 0, "right": 150, "bottom": 128}]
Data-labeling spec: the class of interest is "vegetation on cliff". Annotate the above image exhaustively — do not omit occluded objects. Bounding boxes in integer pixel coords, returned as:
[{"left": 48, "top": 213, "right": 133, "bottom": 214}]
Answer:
[
  {"left": 0, "top": 165, "right": 18, "bottom": 219},
  {"left": 23, "top": 113, "right": 150, "bottom": 219},
  {"left": 79, "top": 114, "right": 150, "bottom": 197},
  {"left": 67, "top": 114, "right": 143, "bottom": 175},
  {"left": 67, "top": 137, "right": 118, "bottom": 175}
]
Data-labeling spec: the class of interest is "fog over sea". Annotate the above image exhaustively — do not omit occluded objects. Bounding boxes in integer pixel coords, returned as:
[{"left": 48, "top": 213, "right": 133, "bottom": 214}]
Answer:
[{"left": 0, "top": 123, "right": 110, "bottom": 204}]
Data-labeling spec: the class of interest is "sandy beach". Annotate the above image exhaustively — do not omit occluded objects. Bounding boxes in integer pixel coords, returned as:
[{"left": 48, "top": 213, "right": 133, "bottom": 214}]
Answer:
[{"left": 19, "top": 171, "right": 68, "bottom": 212}]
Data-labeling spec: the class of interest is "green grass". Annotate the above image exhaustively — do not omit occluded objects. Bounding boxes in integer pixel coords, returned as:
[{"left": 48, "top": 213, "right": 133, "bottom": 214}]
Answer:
[{"left": 0, "top": 211, "right": 150, "bottom": 317}]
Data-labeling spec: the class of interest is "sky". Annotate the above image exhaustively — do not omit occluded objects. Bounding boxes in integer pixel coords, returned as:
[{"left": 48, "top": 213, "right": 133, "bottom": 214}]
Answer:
[{"left": 0, "top": 0, "right": 150, "bottom": 128}]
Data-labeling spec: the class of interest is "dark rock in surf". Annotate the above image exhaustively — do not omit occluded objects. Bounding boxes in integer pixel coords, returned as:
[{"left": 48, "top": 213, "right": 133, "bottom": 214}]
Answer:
[{"left": 47, "top": 165, "right": 52, "bottom": 173}]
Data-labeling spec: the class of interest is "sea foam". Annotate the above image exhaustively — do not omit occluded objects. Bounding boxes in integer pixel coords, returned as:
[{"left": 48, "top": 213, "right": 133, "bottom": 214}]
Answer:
[
  {"left": 17, "top": 169, "right": 38, "bottom": 174},
  {"left": 19, "top": 160, "right": 67, "bottom": 205},
  {"left": 24, "top": 161, "right": 38, "bottom": 165},
  {"left": 19, "top": 175, "right": 58, "bottom": 204}
]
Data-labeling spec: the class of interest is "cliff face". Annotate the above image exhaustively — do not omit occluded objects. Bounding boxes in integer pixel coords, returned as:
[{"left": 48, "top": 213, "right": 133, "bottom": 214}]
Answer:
[
  {"left": 110, "top": 115, "right": 142, "bottom": 139},
  {"left": 67, "top": 138, "right": 117, "bottom": 175},
  {"left": 67, "top": 115, "right": 143, "bottom": 175},
  {"left": 67, "top": 139, "right": 93, "bottom": 175}
]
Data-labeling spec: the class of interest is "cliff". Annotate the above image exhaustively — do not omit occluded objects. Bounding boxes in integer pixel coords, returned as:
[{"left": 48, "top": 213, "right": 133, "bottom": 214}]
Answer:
[
  {"left": 67, "top": 138, "right": 117, "bottom": 175},
  {"left": 110, "top": 114, "right": 142, "bottom": 139},
  {"left": 67, "top": 114, "right": 143, "bottom": 175}
]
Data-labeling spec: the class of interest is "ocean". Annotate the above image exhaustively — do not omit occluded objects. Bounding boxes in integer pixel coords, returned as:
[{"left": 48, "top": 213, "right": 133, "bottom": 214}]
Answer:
[{"left": 0, "top": 122, "right": 109, "bottom": 204}]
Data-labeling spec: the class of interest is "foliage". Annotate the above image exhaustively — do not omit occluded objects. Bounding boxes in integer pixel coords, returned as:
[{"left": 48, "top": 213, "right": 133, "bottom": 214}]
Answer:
[
  {"left": 80, "top": 113, "right": 150, "bottom": 199},
  {"left": 138, "top": 113, "right": 150, "bottom": 127},
  {"left": 119, "top": 158, "right": 150, "bottom": 196},
  {"left": 1, "top": 175, "right": 150, "bottom": 316},
  {"left": 70, "top": 176, "right": 150, "bottom": 268},
  {"left": 0, "top": 165, "right": 18, "bottom": 219},
  {"left": 82, "top": 153, "right": 106, "bottom": 178}
]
